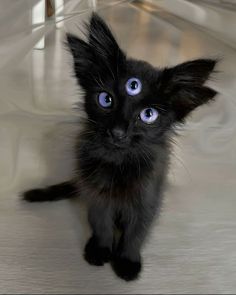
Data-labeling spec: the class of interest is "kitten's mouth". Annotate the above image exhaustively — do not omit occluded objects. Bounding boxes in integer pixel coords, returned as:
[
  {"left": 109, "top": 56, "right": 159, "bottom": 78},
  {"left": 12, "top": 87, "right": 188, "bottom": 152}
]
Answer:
[
  {"left": 105, "top": 138, "right": 130, "bottom": 150},
  {"left": 107, "top": 141, "right": 128, "bottom": 150},
  {"left": 102, "top": 129, "right": 131, "bottom": 151}
]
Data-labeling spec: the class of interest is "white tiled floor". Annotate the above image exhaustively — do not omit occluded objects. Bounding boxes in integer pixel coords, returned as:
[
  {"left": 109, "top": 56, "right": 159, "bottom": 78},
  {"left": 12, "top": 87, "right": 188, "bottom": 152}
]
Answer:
[{"left": 0, "top": 0, "right": 236, "bottom": 293}]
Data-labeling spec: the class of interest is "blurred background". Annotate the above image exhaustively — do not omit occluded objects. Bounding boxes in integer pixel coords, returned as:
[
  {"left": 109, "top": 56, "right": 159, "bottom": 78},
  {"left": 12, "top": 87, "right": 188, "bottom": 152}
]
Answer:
[{"left": 0, "top": 0, "right": 235, "bottom": 293}]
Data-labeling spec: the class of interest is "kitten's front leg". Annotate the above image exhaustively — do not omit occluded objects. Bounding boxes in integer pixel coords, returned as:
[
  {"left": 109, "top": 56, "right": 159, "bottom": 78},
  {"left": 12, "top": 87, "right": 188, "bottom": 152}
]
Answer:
[
  {"left": 84, "top": 202, "right": 114, "bottom": 266},
  {"left": 112, "top": 205, "right": 155, "bottom": 281}
]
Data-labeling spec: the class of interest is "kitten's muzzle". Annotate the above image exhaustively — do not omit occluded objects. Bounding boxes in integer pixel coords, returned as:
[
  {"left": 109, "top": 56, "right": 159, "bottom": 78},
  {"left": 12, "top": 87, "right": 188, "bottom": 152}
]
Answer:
[
  {"left": 110, "top": 127, "right": 126, "bottom": 140},
  {"left": 107, "top": 127, "right": 129, "bottom": 147}
]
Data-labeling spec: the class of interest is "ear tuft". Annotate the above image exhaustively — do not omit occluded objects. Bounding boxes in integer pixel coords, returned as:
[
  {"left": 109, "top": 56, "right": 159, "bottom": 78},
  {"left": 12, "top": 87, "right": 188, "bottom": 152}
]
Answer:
[
  {"left": 88, "top": 13, "right": 120, "bottom": 56},
  {"left": 87, "top": 12, "right": 125, "bottom": 66}
]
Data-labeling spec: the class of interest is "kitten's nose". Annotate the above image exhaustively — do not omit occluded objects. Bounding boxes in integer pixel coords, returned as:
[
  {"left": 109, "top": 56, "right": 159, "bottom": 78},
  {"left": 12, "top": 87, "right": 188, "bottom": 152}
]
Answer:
[{"left": 110, "top": 127, "right": 126, "bottom": 140}]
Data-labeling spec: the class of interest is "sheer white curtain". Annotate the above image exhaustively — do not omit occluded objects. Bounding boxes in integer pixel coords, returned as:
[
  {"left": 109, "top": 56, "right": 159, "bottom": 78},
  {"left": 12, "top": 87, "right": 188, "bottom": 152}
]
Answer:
[{"left": 0, "top": 0, "right": 124, "bottom": 191}]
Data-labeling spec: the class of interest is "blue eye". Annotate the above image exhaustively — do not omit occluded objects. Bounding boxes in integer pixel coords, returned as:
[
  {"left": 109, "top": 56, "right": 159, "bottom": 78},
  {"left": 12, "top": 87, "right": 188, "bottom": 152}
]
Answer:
[
  {"left": 98, "top": 92, "right": 113, "bottom": 108},
  {"left": 140, "top": 108, "right": 159, "bottom": 124},
  {"left": 126, "top": 78, "right": 142, "bottom": 96}
]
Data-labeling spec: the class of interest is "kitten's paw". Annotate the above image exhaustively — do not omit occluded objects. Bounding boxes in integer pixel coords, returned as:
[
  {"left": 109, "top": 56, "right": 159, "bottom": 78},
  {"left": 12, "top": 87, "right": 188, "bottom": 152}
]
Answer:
[
  {"left": 84, "top": 236, "right": 111, "bottom": 266},
  {"left": 112, "top": 256, "right": 142, "bottom": 281}
]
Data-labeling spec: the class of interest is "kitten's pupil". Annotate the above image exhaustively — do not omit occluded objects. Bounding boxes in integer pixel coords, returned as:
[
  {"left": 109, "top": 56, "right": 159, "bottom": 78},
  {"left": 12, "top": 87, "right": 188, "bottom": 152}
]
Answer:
[
  {"left": 98, "top": 92, "right": 112, "bottom": 108},
  {"left": 131, "top": 81, "right": 138, "bottom": 90},
  {"left": 105, "top": 94, "right": 112, "bottom": 103},
  {"left": 125, "top": 78, "right": 142, "bottom": 96},
  {"left": 146, "top": 109, "right": 153, "bottom": 117},
  {"left": 140, "top": 107, "right": 158, "bottom": 124}
]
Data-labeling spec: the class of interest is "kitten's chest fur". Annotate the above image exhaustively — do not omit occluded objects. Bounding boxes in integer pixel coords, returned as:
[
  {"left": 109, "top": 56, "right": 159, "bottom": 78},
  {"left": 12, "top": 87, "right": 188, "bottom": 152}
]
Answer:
[{"left": 76, "top": 140, "right": 169, "bottom": 202}]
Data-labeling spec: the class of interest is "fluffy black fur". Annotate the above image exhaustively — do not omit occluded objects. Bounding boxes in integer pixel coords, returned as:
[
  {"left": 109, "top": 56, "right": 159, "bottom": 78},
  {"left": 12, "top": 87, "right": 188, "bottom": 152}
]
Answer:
[{"left": 23, "top": 13, "right": 217, "bottom": 281}]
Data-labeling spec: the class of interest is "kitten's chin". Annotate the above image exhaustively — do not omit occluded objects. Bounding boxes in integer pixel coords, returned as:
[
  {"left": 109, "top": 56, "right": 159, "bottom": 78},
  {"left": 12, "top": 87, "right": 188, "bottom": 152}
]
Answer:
[{"left": 99, "top": 141, "right": 130, "bottom": 162}]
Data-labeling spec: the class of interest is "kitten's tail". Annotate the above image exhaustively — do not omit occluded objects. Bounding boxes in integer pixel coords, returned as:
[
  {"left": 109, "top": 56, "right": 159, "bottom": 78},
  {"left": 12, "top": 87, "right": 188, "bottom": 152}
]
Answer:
[{"left": 22, "top": 181, "right": 78, "bottom": 203}]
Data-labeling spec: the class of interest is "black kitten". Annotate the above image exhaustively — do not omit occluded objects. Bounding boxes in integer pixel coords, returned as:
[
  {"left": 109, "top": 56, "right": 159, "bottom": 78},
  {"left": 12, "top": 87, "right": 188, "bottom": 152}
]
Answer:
[{"left": 23, "top": 13, "right": 217, "bottom": 281}]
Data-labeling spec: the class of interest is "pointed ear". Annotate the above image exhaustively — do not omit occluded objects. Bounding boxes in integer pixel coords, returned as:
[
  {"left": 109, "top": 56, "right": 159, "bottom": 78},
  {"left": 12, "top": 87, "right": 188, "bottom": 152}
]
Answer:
[
  {"left": 66, "top": 14, "right": 125, "bottom": 89},
  {"left": 87, "top": 12, "right": 125, "bottom": 66},
  {"left": 66, "top": 33, "right": 92, "bottom": 67},
  {"left": 66, "top": 33, "right": 96, "bottom": 88},
  {"left": 161, "top": 59, "right": 218, "bottom": 121}
]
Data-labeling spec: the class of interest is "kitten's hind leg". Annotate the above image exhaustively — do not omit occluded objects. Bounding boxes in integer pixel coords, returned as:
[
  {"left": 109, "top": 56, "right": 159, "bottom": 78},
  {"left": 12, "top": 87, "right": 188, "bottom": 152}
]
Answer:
[{"left": 22, "top": 181, "right": 78, "bottom": 202}]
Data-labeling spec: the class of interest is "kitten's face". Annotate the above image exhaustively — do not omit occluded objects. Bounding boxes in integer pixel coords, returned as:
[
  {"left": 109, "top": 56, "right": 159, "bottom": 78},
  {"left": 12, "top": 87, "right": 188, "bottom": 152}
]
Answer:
[
  {"left": 83, "top": 59, "right": 173, "bottom": 153},
  {"left": 67, "top": 13, "right": 217, "bottom": 159}
]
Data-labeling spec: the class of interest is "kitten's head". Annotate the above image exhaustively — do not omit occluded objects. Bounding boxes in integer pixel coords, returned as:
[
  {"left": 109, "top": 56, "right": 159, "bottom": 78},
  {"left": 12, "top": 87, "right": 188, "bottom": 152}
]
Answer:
[{"left": 67, "top": 13, "right": 217, "bottom": 161}]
